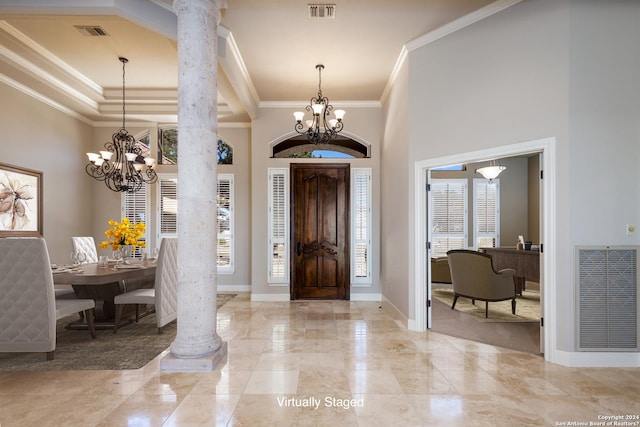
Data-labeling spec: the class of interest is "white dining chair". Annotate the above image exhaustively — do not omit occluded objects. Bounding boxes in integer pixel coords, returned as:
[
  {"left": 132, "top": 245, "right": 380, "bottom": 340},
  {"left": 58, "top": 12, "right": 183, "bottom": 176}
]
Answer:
[
  {"left": 0, "top": 237, "right": 96, "bottom": 360},
  {"left": 71, "top": 236, "right": 99, "bottom": 263},
  {"left": 113, "top": 237, "right": 177, "bottom": 334}
]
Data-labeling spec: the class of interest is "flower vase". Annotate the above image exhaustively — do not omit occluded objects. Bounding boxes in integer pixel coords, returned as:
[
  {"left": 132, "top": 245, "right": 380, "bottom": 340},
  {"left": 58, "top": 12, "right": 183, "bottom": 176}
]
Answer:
[{"left": 121, "top": 245, "right": 133, "bottom": 264}]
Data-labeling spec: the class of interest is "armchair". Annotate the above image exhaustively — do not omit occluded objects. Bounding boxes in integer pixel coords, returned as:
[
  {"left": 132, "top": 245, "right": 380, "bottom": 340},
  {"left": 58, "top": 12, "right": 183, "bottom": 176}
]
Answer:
[
  {"left": 446, "top": 249, "right": 517, "bottom": 318},
  {"left": 431, "top": 256, "right": 452, "bottom": 283}
]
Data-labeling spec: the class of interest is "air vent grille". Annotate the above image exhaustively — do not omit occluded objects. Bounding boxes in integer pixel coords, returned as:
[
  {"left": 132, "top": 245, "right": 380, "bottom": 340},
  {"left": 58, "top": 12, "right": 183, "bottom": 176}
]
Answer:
[
  {"left": 308, "top": 4, "right": 336, "bottom": 19},
  {"left": 74, "top": 26, "right": 109, "bottom": 37},
  {"left": 577, "top": 247, "right": 639, "bottom": 351}
]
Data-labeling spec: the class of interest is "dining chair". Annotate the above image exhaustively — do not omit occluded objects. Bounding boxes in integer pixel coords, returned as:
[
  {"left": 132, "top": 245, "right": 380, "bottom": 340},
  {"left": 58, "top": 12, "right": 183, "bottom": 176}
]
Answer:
[
  {"left": 113, "top": 237, "right": 177, "bottom": 334},
  {"left": 0, "top": 237, "right": 96, "bottom": 360},
  {"left": 71, "top": 236, "right": 99, "bottom": 263}
]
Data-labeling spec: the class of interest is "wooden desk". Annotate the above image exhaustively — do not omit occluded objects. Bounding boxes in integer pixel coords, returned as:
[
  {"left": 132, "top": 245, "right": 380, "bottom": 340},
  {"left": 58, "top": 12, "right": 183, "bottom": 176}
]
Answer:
[
  {"left": 481, "top": 247, "right": 539, "bottom": 295},
  {"left": 53, "top": 261, "right": 156, "bottom": 327}
]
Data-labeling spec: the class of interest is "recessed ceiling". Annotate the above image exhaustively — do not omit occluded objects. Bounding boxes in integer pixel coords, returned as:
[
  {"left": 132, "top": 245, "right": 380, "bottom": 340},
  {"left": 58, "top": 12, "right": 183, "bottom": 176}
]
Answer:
[{"left": 0, "top": 0, "right": 496, "bottom": 124}]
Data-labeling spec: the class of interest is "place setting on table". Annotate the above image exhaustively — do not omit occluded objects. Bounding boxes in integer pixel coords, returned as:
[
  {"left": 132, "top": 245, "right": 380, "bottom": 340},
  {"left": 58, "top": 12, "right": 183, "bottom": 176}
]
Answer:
[
  {"left": 52, "top": 219, "right": 158, "bottom": 326},
  {"left": 51, "top": 250, "right": 88, "bottom": 274}
]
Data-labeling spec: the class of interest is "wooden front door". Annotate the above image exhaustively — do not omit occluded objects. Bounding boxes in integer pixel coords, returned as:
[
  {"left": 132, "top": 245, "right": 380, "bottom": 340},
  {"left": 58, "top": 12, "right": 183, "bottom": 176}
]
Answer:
[{"left": 291, "top": 163, "right": 349, "bottom": 300}]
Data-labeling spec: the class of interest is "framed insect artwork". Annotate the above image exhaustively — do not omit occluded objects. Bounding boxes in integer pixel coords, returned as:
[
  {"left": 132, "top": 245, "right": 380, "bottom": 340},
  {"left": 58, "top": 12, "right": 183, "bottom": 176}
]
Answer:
[{"left": 0, "top": 162, "right": 43, "bottom": 237}]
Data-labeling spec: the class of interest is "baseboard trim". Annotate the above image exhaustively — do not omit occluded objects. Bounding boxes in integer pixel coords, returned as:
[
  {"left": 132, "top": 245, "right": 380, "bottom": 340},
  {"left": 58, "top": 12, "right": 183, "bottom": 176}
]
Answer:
[
  {"left": 249, "top": 293, "right": 382, "bottom": 302},
  {"left": 350, "top": 293, "right": 381, "bottom": 301},
  {"left": 218, "top": 285, "right": 250, "bottom": 292},
  {"left": 382, "top": 294, "right": 411, "bottom": 329},
  {"left": 251, "top": 293, "right": 290, "bottom": 302},
  {"left": 552, "top": 350, "right": 640, "bottom": 368}
]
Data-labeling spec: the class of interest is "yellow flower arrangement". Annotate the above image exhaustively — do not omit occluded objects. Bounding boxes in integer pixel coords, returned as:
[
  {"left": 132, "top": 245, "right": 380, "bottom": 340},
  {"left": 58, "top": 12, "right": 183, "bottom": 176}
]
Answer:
[{"left": 99, "top": 218, "right": 146, "bottom": 251}]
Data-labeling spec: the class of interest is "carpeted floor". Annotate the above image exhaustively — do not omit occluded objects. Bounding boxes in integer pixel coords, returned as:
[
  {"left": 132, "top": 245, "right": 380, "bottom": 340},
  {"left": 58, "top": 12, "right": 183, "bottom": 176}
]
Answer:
[
  {"left": 0, "top": 293, "right": 236, "bottom": 371},
  {"left": 431, "top": 286, "right": 540, "bottom": 322}
]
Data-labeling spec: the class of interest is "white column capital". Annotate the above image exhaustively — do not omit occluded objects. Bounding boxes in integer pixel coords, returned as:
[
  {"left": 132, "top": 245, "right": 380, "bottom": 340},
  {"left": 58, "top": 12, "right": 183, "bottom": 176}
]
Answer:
[{"left": 173, "top": 0, "right": 227, "bottom": 14}]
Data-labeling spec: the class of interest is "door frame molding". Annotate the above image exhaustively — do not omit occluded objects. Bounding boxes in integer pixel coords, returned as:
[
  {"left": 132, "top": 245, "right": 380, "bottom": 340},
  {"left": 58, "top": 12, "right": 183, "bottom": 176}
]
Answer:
[{"left": 413, "top": 137, "right": 556, "bottom": 363}]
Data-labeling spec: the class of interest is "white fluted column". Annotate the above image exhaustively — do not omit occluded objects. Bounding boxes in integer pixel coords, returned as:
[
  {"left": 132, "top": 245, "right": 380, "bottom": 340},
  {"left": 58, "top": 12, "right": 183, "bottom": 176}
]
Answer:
[{"left": 161, "top": 0, "right": 227, "bottom": 372}]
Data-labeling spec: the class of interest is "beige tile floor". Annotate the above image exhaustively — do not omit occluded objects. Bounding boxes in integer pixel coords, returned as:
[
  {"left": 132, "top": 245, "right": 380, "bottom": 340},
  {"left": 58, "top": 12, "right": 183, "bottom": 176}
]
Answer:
[{"left": 0, "top": 292, "right": 639, "bottom": 426}]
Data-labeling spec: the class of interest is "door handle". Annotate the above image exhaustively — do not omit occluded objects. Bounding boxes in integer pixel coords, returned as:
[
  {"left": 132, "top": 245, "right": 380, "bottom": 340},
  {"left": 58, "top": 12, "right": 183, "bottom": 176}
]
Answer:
[{"left": 297, "top": 242, "right": 302, "bottom": 256}]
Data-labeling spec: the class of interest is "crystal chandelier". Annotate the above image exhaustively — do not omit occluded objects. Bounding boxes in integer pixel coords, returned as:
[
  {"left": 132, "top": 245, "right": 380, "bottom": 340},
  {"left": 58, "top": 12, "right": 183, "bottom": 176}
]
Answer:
[
  {"left": 293, "top": 65, "right": 345, "bottom": 144},
  {"left": 86, "top": 57, "right": 157, "bottom": 193}
]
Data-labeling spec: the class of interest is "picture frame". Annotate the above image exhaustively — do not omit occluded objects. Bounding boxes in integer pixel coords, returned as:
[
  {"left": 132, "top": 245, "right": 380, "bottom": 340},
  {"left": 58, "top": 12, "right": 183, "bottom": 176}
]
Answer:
[{"left": 0, "top": 162, "right": 43, "bottom": 237}]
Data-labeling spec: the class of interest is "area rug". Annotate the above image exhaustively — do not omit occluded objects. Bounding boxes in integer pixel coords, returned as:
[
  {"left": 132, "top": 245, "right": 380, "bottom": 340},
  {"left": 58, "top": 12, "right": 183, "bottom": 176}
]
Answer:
[
  {"left": 0, "top": 293, "right": 236, "bottom": 371},
  {"left": 431, "top": 287, "right": 540, "bottom": 322}
]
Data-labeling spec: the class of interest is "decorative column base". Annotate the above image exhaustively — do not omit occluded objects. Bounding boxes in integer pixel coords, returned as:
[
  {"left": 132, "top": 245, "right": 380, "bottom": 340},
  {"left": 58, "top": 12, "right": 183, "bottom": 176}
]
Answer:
[{"left": 160, "top": 341, "right": 227, "bottom": 372}]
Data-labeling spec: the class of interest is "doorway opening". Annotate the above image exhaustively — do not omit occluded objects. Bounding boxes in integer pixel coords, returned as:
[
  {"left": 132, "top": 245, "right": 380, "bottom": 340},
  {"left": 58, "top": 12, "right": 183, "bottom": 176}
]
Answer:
[{"left": 413, "top": 137, "right": 557, "bottom": 362}]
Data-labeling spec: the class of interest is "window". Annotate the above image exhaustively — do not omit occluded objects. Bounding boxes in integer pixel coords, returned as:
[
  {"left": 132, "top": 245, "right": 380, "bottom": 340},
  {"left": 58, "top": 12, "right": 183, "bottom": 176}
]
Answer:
[
  {"left": 156, "top": 173, "right": 234, "bottom": 273},
  {"left": 159, "top": 128, "right": 178, "bottom": 164},
  {"left": 430, "top": 180, "right": 467, "bottom": 257},
  {"left": 216, "top": 175, "right": 233, "bottom": 272},
  {"left": 474, "top": 179, "right": 500, "bottom": 249},
  {"left": 268, "top": 168, "right": 289, "bottom": 284},
  {"left": 122, "top": 184, "right": 149, "bottom": 257},
  {"left": 288, "top": 150, "right": 354, "bottom": 159},
  {"left": 267, "top": 167, "right": 373, "bottom": 286},
  {"left": 352, "top": 168, "right": 372, "bottom": 284},
  {"left": 158, "top": 128, "right": 233, "bottom": 165}
]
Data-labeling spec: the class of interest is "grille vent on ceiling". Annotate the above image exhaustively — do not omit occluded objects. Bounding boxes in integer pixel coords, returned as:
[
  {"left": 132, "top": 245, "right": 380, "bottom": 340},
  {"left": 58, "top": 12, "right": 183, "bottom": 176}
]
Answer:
[
  {"left": 74, "top": 25, "right": 110, "bottom": 37},
  {"left": 308, "top": 4, "right": 336, "bottom": 19}
]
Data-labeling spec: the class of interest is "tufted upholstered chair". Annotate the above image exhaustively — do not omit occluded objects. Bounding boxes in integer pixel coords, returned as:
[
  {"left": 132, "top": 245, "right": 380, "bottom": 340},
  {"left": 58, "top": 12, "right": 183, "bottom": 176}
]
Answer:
[
  {"left": 0, "top": 238, "right": 96, "bottom": 360},
  {"left": 113, "top": 237, "right": 177, "bottom": 334},
  {"left": 71, "top": 236, "right": 99, "bottom": 263}
]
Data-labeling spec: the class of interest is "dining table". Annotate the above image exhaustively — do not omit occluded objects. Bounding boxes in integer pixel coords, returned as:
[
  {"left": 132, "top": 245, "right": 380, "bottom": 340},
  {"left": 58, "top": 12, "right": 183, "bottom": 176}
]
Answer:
[{"left": 52, "top": 260, "right": 156, "bottom": 329}]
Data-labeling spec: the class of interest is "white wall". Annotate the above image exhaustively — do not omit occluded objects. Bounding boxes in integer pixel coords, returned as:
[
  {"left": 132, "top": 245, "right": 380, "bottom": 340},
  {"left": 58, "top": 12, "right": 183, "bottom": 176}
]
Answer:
[
  {"left": 399, "top": 0, "right": 570, "bottom": 336},
  {"left": 393, "top": 0, "right": 640, "bottom": 357},
  {"left": 0, "top": 83, "right": 94, "bottom": 264}
]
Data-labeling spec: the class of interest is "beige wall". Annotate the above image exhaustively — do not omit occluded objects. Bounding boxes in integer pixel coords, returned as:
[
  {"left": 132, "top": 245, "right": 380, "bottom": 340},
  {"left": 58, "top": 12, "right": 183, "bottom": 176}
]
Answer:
[
  {"left": 431, "top": 156, "right": 531, "bottom": 248},
  {"left": 380, "top": 60, "right": 410, "bottom": 314},
  {"left": 86, "top": 124, "right": 253, "bottom": 289},
  {"left": 0, "top": 83, "right": 94, "bottom": 264},
  {"left": 250, "top": 106, "right": 382, "bottom": 298}
]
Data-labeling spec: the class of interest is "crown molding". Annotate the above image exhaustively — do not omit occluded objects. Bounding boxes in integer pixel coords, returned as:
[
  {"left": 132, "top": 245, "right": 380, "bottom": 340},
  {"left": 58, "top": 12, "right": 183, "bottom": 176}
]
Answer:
[
  {"left": 381, "top": 0, "right": 523, "bottom": 104},
  {"left": 218, "top": 27, "right": 259, "bottom": 119},
  {"left": 259, "top": 100, "right": 381, "bottom": 109},
  {"left": 0, "top": 73, "right": 94, "bottom": 125}
]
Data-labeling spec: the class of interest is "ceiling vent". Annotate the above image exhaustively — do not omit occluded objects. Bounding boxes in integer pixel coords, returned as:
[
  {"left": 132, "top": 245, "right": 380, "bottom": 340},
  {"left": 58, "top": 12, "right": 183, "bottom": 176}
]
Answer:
[
  {"left": 308, "top": 4, "right": 336, "bottom": 19},
  {"left": 74, "top": 25, "right": 110, "bottom": 37}
]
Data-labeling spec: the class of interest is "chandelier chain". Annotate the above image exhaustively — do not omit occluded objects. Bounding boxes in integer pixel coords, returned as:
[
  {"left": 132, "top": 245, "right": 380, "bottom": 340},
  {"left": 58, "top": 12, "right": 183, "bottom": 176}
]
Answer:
[
  {"left": 293, "top": 64, "right": 345, "bottom": 145},
  {"left": 85, "top": 57, "right": 157, "bottom": 193},
  {"left": 121, "top": 57, "right": 127, "bottom": 129}
]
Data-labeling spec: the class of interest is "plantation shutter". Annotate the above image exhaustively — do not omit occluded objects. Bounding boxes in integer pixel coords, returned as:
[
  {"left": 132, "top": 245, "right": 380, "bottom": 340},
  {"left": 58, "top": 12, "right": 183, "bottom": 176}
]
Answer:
[
  {"left": 268, "top": 168, "right": 289, "bottom": 284},
  {"left": 352, "top": 168, "right": 371, "bottom": 284},
  {"left": 474, "top": 179, "right": 499, "bottom": 249},
  {"left": 431, "top": 179, "right": 467, "bottom": 257},
  {"left": 157, "top": 175, "right": 178, "bottom": 241},
  {"left": 121, "top": 185, "right": 149, "bottom": 257},
  {"left": 157, "top": 174, "right": 234, "bottom": 272},
  {"left": 217, "top": 175, "right": 233, "bottom": 273}
]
